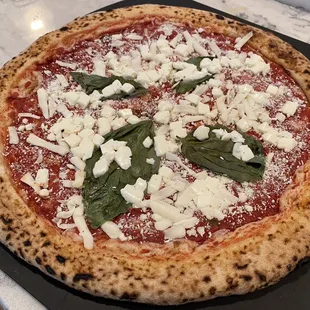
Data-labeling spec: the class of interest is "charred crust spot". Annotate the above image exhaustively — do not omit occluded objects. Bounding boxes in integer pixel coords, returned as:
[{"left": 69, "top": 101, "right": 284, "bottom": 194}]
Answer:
[
  {"left": 277, "top": 264, "right": 282, "bottom": 269},
  {"left": 83, "top": 23, "right": 89, "bottom": 28},
  {"left": 209, "top": 286, "right": 216, "bottom": 295},
  {"left": 42, "top": 241, "right": 51, "bottom": 247},
  {"left": 241, "top": 275, "right": 252, "bottom": 281},
  {"left": 110, "top": 289, "right": 116, "bottom": 296},
  {"left": 35, "top": 257, "right": 42, "bottom": 265},
  {"left": 226, "top": 277, "right": 239, "bottom": 290},
  {"left": 292, "top": 256, "right": 298, "bottom": 262},
  {"left": 45, "top": 265, "right": 56, "bottom": 275},
  {"left": 255, "top": 271, "right": 267, "bottom": 282},
  {"left": 120, "top": 292, "right": 138, "bottom": 300},
  {"left": 0, "top": 177, "right": 3, "bottom": 183},
  {"left": 40, "top": 231, "right": 47, "bottom": 237},
  {"left": 5, "top": 234, "right": 11, "bottom": 241},
  {"left": 60, "top": 273, "right": 66, "bottom": 281},
  {"left": 56, "top": 255, "right": 66, "bottom": 264},
  {"left": 269, "top": 43, "right": 277, "bottom": 49},
  {"left": 203, "top": 275, "right": 211, "bottom": 283},
  {"left": 204, "top": 255, "right": 210, "bottom": 261},
  {"left": 235, "top": 263, "right": 248, "bottom": 270},
  {"left": 73, "top": 273, "right": 94, "bottom": 282},
  {"left": 60, "top": 26, "right": 69, "bottom": 31},
  {"left": 18, "top": 248, "right": 24, "bottom": 259},
  {"left": 1, "top": 215, "right": 12, "bottom": 225},
  {"left": 82, "top": 284, "right": 88, "bottom": 289},
  {"left": 287, "top": 264, "right": 292, "bottom": 271},
  {"left": 268, "top": 234, "right": 274, "bottom": 241},
  {"left": 7, "top": 226, "right": 15, "bottom": 232},
  {"left": 23, "top": 240, "right": 31, "bottom": 247},
  {"left": 215, "top": 14, "right": 225, "bottom": 20}
]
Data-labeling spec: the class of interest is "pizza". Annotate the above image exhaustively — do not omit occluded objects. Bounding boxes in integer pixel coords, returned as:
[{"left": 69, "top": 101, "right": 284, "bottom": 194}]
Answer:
[{"left": 0, "top": 4, "right": 310, "bottom": 305}]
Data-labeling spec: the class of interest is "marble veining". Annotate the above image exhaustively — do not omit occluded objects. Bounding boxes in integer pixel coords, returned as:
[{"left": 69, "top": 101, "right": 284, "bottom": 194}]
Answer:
[
  {"left": 0, "top": 0, "right": 310, "bottom": 309},
  {"left": 195, "top": 0, "right": 310, "bottom": 44}
]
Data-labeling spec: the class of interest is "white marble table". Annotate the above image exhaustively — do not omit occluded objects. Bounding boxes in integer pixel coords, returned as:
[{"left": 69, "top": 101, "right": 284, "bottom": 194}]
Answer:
[{"left": 0, "top": 0, "right": 310, "bottom": 309}]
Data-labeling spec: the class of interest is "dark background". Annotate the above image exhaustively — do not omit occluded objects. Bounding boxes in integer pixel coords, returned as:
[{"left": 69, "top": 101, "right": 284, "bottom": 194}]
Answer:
[{"left": 1, "top": 0, "right": 310, "bottom": 309}]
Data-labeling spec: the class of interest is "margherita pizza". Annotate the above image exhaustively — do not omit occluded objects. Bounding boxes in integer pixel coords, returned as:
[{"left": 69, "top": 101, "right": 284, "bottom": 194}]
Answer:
[{"left": 1, "top": 4, "right": 310, "bottom": 305}]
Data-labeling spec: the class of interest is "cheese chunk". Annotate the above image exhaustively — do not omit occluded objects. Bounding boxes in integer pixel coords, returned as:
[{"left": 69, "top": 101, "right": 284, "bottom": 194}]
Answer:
[
  {"left": 154, "top": 111, "right": 171, "bottom": 125},
  {"left": 97, "top": 117, "right": 112, "bottom": 136},
  {"left": 121, "top": 178, "right": 146, "bottom": 206},
  {"left": 93, "top": 157, "right": 110, "bottom": 178},
  {"left": 164, "top": 225, "right": 186, "bottom": 240},
  {"left": 150, "top": 200, "right": 190, "bottom": 222},
  {"left": 232, "top": 143, "right": 255, "bottom": 161},
  {"left": 114, "top": 146, "right": 132, "bottom": 170},
  {"left": 281, "top": 101, "right": 299, "bottom": 117},
  {"left": 35, "top": 168, "right": 49, "bottom": 188},
  {"left": 101, "top": 221, "right": 123, "bottom": 239},
  {"left": 118, "top": 109, "right": 133, "bottom": 119},
  {"left": 70, "top": 156, "right": 86, "bottom": 171},
  {"left": 148, "top": 174, "right": 163, "bottom": 194},
  {"left": 143, "top": 136, "right": 153, "bottom": 148},
  {"left": 193, "top": 126, "right": 210, "bottom": 141}
]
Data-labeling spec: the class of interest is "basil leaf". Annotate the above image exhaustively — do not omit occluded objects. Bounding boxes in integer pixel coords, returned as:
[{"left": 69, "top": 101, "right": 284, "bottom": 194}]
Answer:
[
  {"left": 175, "top": 74, "right": 213, "bottom": 94},
  {"left": 70, "top": 72, "right": 147, "bottom": 99},
  {"left": 70, "top": 72, "right": 112, "bottom": 95},
  {"left": 180, "top": 125, "right": 265, "bottom": 183},
  {"left": 186, "top": 56, "right": 215, "bottom": 71},
  {"left": 209, "top": 218, "right": 219, "bottom": 227},
  {"left": 101, "top": 86, "right": 147, "bottom": 101},
  {"left": 83, "top": 120, "right": 159, "bottom": 228}
]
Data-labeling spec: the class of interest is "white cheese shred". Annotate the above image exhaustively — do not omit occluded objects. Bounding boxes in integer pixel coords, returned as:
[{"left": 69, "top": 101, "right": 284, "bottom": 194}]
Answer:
[
  {"left": 234, "top": 31, "right": 254, "bottom": 50},
  {"left": 8, "top": 126, "right": 19, "bottom": 144},
  {"left": 37, "top": 88, "right": 49, "bottom": 119},
  {"left": 26, "top": 134, "right": 69, "bottom": 156}
]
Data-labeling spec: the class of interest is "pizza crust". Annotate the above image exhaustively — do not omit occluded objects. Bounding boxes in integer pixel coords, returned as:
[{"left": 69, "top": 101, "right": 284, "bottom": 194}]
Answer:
[{"left": 0, "top": 4, "right": 310, "bottom": 305}]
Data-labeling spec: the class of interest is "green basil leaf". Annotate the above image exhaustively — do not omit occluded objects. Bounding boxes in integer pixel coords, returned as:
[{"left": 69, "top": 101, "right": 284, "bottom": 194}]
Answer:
[
  {"left": 175, "top": 74, "right": 213, "bottom": 94},
  {"left": 70, "top": 72, "right": 112, "bottom": 95},
  {"left": 209, "top": 218, "right": 219, "bottom": 227},
  {"left": 83, "top": 120, "right": 159, "bottom": 228},
  {"left": 180, "top": 124, "right": 265, "bottom": 183},
  {"left": 186, "top": 56, "right": 215, "bottom": 71},
  {"left": 101, "top": 86, "right": 147, "bottom": 101},
  {"left": 70, "top": 72, "right": 147, "bottom": 99}
]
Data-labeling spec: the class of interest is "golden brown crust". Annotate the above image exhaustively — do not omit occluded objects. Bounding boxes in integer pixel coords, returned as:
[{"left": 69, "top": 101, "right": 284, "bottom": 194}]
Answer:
[{"left": 0, "top": 4, "right": 310, "bottom": 305}]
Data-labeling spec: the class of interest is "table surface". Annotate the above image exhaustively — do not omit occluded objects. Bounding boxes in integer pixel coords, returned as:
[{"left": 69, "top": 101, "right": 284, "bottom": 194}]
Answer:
[{"left": 0, "top": 0, "right": 310, "bottom": 309}]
